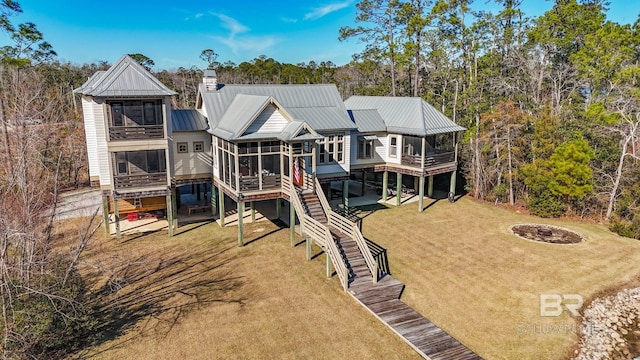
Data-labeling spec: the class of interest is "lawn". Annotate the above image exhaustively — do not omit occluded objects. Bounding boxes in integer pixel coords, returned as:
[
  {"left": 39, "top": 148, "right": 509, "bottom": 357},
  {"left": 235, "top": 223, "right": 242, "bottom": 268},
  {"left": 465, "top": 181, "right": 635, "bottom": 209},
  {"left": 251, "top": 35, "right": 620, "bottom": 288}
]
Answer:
[
  {"left": 71, "top": 196, "right": 640, "bottom": 359},
  {"left": 362, "top": 196, "right": 640, "bottom": 359}
]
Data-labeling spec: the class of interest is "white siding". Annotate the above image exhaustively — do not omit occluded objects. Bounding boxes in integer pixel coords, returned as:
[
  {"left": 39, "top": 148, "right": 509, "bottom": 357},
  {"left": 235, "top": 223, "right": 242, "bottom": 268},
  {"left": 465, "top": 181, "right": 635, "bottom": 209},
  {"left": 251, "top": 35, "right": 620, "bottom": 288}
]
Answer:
[
  {"left": 173, "top": 132, "right": 213, "bottom": 177},
  {"left": 341, "top": 131, "right": 351, "bottom": 173},
  {"left": 91, "top": 99, "right": 111, "bottom": 186},
  {"left": 81, "top": 98, "right": 99, "bottom": 179},
  {"left": 382, "top": 134, "right": 402, "bottom": 164},
  {"left": 350, "top": 132, "right": 385, "bottom": 167},
  {"left": 244, "top": 105, "right": 288, "bottom": 134},
  {"left": 376, "top": 134, "right": 388, "bottom": 161}
]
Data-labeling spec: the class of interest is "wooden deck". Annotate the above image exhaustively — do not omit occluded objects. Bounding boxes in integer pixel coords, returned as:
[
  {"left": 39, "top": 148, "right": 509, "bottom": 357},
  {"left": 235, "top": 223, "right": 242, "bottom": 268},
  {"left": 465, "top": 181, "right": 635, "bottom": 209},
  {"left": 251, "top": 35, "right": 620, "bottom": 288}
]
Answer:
[{"left": 349, "top": 276, "right": 482, "bottom": 360}]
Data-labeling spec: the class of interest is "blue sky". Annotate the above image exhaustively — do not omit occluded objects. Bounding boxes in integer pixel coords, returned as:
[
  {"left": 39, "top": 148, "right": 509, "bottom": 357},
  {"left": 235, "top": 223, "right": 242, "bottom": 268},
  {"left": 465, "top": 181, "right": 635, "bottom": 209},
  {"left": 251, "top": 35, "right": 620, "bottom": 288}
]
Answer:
[{"left": 4, "top": 0, "right": 639, "bottom": 70}]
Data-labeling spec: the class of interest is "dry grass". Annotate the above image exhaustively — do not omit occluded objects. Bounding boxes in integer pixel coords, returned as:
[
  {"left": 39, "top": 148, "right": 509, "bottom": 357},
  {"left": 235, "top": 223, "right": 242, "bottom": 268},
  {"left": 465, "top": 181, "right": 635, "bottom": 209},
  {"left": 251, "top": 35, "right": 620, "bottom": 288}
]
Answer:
[
  {"left": 362, "top": 196, "right": 640, "bottom": 360},
  {"left": 73, "top": 219, "right": 419, "bottom": 360},
  {"left": 64, "top": 195, "right": 640, "bottom": 359}
]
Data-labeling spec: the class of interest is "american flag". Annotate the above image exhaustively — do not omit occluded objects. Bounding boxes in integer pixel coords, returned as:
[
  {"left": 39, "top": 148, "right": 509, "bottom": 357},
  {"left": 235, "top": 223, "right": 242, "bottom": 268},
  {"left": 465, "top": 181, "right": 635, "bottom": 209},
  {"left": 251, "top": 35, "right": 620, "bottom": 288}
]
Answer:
[{"left": 293, "top": 158, "right": 303, "bottom": 186}]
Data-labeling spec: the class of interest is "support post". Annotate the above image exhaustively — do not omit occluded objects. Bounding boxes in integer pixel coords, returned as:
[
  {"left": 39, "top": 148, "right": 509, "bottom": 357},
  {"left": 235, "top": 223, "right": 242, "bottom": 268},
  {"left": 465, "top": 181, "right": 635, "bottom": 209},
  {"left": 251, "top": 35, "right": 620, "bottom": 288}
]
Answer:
[
  {"left": 382, "top": 171, "right": 388, "bottom": 203},
  {"left": 166, "top": 194, "right": 174, "bottom": 237},
  {"left": 361, "top": 170, "right": 366, "bottom": 196},
  {"left": 418, "top": 176, "right": 425, "bottom": 212},
  {"left": 218, "top": 185, "right": 225, "bottom": 227},
  {"left": 237, "top": 201, "right": 244, "bottom": 246},
  {"left": 306, "top": 237, "right": 311, "bottom": 260},
  {"left": 396, "top": 172, "right": 402, "bottom": 206},
  {"left": 113, "top": 197, "right": 120, "bottom": 239},
  {"left": 289, "top": 200, "right": 295, "bottom": 247},
  {"left": 250, "top": 201, "right": 255, "bottom": 222},
  {"left": 428, "top": 175, "right": 434, "bottom": 198},
  {"left": 327, "top": 183, "right": 332, "bottom": 200},
  {"left": 102, "top": 195, "right": 110, "bottom": 237},
  {"left": 196, "top": 184, "right": 201, "bottom": 201},
  {"left": 449, "top": 170, "right": 457, "bottom": 202},
  {"left": 326, "top": 250, "right": 332, "bottom": 277},
  {"left": 343, "top": 180, "right": 349, "bottom": 208},
  {"left": 211, "top": 184, "right": 217, "bottom": 216},
  {"left": 172, "top": 187, "right": 178, "bottom": 232},
  {"left": 276, "top": 198, "right": 281, "bottom": 219}
]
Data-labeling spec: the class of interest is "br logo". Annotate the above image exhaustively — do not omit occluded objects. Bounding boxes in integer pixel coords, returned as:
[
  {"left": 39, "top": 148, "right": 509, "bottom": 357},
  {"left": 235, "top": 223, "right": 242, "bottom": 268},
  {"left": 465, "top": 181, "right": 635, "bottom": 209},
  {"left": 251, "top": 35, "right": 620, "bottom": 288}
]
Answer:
[{"left": 540, "top": 294, "right": 583, "bottom": 317}]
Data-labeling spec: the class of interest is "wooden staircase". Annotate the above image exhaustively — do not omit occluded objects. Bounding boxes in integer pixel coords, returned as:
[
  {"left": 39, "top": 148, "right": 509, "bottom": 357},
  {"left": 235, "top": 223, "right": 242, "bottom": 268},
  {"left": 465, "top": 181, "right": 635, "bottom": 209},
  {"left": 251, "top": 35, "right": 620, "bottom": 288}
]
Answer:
[{"left": 290, "top": 182, "right": 481, "bottom": 359}]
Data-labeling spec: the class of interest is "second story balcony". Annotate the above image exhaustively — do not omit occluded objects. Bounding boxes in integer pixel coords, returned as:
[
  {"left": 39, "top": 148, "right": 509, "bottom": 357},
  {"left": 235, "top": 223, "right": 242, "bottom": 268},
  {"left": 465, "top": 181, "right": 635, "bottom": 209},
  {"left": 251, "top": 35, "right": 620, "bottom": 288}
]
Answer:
[{"left": 107, "top": 99, "right": 165, "bottom": 140}]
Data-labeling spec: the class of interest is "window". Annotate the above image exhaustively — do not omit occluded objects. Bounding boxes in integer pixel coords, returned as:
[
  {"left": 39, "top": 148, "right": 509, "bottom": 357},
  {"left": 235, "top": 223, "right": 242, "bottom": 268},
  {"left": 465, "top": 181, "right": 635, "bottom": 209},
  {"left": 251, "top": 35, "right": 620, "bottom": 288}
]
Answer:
[
  {"left": 177, "top": 142, "right": 188, "bottom": 153},
  {"left": 358, "top": 138, "right": 374, "bottom": 159},
  {"left": 389, "top": 136, "right": 398, "bottom": 158},
  {"left": 319, "top": 135, "right": 345, "bottom": 164},
  {"left": 114, "top": 150, "right": 166, "bottom": 175},
  {"left": 193, "top": 141, "right": 204, "bottom": 152},
  {"left": 107, "top": 100, "right": 162, "bottom": 126}
]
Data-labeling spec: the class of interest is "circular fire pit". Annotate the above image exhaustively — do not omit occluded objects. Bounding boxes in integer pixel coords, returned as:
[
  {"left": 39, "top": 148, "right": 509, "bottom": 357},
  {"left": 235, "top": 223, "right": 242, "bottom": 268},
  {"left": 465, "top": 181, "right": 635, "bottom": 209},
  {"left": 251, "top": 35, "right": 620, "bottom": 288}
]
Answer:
[{"left": 510, "top": 224, "right": 585, "bottom": 244}]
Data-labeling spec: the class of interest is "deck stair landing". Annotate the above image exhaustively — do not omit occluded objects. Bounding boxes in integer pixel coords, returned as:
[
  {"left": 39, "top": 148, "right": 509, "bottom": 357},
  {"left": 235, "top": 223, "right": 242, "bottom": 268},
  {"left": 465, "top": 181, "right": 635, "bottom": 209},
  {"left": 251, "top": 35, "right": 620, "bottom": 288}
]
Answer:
[{"left": 293, "top": 186, "right": 481, "bottom": 360}]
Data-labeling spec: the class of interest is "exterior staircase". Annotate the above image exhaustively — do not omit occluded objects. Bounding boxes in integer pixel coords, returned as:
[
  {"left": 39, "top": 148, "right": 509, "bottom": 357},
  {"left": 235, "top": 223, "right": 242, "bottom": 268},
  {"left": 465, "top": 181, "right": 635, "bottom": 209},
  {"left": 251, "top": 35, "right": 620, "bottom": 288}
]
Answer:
[{"left": 288, "top": 178, "right": 481, "bottom": 359}]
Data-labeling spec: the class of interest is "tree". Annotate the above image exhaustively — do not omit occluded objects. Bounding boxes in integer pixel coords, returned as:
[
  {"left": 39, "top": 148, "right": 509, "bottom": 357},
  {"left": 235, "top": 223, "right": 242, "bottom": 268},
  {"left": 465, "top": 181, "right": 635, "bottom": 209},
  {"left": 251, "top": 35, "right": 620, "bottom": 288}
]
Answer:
[
  {"left": 200, "top": 49, "right": 219, "bottom": 70},
  {"left": 547, "top": 136, "right": 594, "bottom": 209},
  {"left": 127, "top": 53, "right": 154, "bottom": 71},
  {"left": 340, "top": 0, "right": 403, "bottom": 96}
]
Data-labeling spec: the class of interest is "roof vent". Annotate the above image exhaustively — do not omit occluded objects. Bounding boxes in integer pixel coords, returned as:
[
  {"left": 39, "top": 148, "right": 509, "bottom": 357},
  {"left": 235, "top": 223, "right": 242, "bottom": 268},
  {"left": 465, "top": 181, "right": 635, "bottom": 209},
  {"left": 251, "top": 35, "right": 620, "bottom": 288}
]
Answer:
[{"left": 203, "top": 69, "right": 217, "bottom": 91}]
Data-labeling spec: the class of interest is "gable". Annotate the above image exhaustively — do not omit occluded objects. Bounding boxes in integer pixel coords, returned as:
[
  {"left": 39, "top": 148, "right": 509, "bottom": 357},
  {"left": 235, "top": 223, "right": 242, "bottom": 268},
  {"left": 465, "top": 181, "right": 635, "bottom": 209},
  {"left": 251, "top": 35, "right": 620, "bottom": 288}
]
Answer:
[{"left": 243, "top": 104, "right": 288, "bottom": 135}]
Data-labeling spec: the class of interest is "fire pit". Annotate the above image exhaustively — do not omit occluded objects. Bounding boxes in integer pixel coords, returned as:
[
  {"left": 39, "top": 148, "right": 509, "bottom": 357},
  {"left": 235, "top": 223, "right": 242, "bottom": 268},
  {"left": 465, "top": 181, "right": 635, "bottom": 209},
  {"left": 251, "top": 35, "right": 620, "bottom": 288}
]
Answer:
[{"left": 510, "top": 224, "right": 585, "bottom": 244}]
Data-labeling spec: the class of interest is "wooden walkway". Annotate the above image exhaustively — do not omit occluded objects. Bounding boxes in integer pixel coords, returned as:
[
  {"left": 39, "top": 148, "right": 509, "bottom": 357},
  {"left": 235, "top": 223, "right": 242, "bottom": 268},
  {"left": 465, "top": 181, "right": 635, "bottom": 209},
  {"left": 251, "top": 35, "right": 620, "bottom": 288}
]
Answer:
[{"left": 349, "top": 275, "right": 482, "bottom": 360}]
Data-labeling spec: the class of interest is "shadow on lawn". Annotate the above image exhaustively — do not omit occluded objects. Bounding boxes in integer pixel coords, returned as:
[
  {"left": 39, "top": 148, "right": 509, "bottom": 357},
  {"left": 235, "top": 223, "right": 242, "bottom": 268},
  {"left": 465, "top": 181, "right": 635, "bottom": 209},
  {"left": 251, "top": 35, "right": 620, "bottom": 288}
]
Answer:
[{"left": 76, "top": 237, "right": 245, "bottom": 357}]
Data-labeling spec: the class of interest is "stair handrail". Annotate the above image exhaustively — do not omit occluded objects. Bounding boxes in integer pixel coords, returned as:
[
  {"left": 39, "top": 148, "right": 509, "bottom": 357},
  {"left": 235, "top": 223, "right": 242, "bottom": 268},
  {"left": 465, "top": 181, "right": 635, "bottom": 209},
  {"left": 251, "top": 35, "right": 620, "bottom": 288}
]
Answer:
[
  {"left": 290, "top": 187, "right": 348, "bottom": 291},
  {"left": 313, "top": 177, "right": 378, "bottom": 283}
]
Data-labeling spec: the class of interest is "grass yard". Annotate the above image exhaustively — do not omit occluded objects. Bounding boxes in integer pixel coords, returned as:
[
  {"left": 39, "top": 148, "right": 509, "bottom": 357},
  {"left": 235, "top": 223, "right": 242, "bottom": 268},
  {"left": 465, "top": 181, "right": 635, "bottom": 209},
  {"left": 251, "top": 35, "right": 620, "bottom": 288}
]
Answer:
[
  {"left": 70, "top": 195, "right": 640, "bottom": 359},
  {"left": 362, "top": 196, "right": 640, "bottom": 359},
  {"left": 74, "top": 219, "right": 419, "bottom": 360}
]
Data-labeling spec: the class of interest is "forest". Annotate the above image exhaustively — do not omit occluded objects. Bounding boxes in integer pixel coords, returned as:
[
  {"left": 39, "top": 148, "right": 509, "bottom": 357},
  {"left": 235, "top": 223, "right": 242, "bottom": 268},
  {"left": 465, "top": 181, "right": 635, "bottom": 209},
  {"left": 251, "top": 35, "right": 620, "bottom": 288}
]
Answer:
[{"left": 0, "top": 0, "right": 638, "bottom": 357}]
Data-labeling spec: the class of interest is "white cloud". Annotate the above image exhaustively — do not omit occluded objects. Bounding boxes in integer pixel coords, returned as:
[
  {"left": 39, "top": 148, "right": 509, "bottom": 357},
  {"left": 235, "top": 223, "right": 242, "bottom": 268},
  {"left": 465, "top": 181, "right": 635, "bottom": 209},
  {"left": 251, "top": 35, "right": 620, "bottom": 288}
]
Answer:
[
  {"left": 210, "top": 12, "right": 250, "bottom": 37},
  {"left": 304, "top": 1, "right": 352, "bottom": 20},
  {"left": 280, "top": 17, "right": 299, "bottom": 24}
]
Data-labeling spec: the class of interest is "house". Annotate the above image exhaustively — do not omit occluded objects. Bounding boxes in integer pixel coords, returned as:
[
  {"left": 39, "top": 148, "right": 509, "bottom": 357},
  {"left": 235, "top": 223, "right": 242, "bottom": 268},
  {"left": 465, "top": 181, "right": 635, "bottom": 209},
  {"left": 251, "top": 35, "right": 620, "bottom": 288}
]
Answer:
[{"left": 75, "top": 55, "right": 465, "bottom": 278}]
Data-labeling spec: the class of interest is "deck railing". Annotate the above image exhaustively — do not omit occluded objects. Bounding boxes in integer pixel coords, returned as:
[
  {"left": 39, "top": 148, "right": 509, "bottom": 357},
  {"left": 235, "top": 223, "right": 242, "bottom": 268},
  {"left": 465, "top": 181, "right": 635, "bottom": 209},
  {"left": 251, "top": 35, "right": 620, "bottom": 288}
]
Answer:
[
  {"left": 109, "top": 125, "right": 164, "bottom": 140},
  {"left": 401, "top": 151, "right": 455, "bottom": 168},
  {"left": 314, "top": 178, "right": 379, "bottom": 283},
  {"left": 114, "top": 172, "right": 167, "bottom": 189},
  {"left": 290, "top": 187, "right": 348, "bottom": 291}
]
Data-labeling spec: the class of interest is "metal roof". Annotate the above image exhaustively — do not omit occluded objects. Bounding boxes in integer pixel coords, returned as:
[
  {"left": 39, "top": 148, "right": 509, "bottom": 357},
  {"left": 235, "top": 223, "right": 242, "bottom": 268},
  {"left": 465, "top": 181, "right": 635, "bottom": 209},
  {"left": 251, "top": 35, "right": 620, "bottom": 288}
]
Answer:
[
  {"left": 172, "top": 109, "right": 208, "bottom": 132},
  {"left": 73, "top": 55, "right": 177, "bottom": 97},
  {"left": 212, "top": 94, "right": 277, "bottom": 140},
  {"left": 199, "top": 84, "right": 355, "bottom": 132},
  {"left": 344, "top": 96, "right": 466, "bottom": 136},
  {"left": 348, "top": 109, "right": 387, "bottom": 133}
]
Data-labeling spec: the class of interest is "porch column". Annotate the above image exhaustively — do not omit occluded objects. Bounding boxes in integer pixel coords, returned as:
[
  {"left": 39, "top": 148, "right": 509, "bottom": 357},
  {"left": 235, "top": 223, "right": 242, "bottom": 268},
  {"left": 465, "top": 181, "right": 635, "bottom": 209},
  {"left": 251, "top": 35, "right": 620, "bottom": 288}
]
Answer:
[
  {"left": 449, "top": 170, "right": 457, "bottom": 202},
  {"left": 102, "top": 195, "right": 110, "bottom": 237},
  {"left": 218, "top": 185, "right": 225, "bottom": 227},
  {"left": 166, "top": 193, "right": 174, "bottom": 237},
  {"left": 289, "top": 200, "right": 295, "bottom": 247},
  {"left": 343, "top": 180, "right": 349, "bottom": 208},
  {"left": 196, "top": 184, "right": 201, "bottom": 201},
  {"left": 250, "top": 201, "right": 255, "bottom": 222},
  {"left": 326, "top": 250, "right": 332, "bottom": 277},
  {"left": 326, "top": 183, "right": 332, "bottom": 200},
  {"left": 176, "top": 187, "right": 181, "bottom": 208},
  {"left": 312, "top": 142, "right": 317, "bottom": 192},
  {"left": 276, "top": 198, "right": 281, "bottom": 219},
  {"left": 382, "top": 171, "right": 388, "bottom": 203},
  {"left": 396, "top": 172, "right": 402, "bottom": 206},
  {"left": 418, "top": 176, "right": 425, "bottom": 212},
  {"left": 361, "top": 170, "right": 366, "bottom": 196},
  {"left": 211, "top": 184, "right": 217, "bottom": 216},
  {"left": 428, "top": 175, "right": 434, "bottom": 198},
  {"left": 237, "top": 201, "right": 244, "bottom": 246},
  {"left": 171, "top": 187, "right": 178, "bottom": 232},
  {"left": 113, "top": 197, "right": 120, "bottom": 239}
]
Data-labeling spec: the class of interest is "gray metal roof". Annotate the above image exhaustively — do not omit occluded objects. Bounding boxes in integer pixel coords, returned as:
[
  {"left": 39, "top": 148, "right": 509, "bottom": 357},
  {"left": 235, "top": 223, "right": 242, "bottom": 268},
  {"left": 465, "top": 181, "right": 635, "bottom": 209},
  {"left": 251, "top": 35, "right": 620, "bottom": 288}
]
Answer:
[
  {"left": 212, "top": 94, "right": 274, "bottom": 140},
  {"left": 172, "top": 109, "right": 208, "bottom": 132},
  {"left": 348, "top": 109, "right": 387, "bottom": 133},
  {"left": 199, "top": 84, "right": 355, "bottom": 132},
  {"left": 73, "top": 55, "right": 177, "bottom": 97},
  {"left": 344, "top": 96, "right": 466, "bottom": 136}
]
